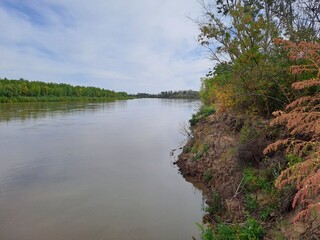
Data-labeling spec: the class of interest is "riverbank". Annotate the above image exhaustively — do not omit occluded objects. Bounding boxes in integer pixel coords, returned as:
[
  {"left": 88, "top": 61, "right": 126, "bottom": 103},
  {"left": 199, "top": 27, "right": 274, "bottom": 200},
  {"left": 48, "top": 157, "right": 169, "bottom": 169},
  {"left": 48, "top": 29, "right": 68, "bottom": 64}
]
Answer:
[{"left": 175, "top": 111, "right": 320, "bottom": 239}]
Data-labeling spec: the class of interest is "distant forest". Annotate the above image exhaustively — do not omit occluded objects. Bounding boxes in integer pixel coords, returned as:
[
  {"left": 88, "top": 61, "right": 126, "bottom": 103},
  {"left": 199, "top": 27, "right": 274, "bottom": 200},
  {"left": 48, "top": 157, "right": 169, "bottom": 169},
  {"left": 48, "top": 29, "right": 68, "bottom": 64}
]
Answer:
[
  {"left": 135, "top": 90, "right": 199, "bottom": 99},
  {"left": 0, "top": 78, "right": 130, "bottom": 103},
  {"left": 0, "top": 78, "right": 199, "bottom": 103}
]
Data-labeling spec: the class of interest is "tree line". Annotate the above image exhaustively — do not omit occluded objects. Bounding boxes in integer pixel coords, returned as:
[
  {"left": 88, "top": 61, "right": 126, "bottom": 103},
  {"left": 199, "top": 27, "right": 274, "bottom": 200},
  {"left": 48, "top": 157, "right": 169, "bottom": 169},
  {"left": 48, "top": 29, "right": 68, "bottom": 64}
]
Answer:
[
  {"left": 0, "top": 78, "right": 130, "bottom": 102},
  {"left": 0, "top": 78, "right": 200, "bottom": 103},
  {"left": 135, "top": 90, "right": 199, "bottom": 99}
]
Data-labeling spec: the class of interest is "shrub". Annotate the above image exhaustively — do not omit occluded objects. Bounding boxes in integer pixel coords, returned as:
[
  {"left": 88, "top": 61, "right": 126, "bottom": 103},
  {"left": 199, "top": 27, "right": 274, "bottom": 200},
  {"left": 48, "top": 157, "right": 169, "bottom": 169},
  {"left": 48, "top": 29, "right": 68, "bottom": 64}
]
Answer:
[
  {"left": 264, "top": 39, "right": 320, "bottom": 222},
  {"left": 237, "top": 122, "right": 266, "bottom": 166},
  {"left": 241, "top": 217, "right": 265, "bottom": 239},
  {"left": 243, "top": 168, "right": 273, "bottom": 193},
  {"left": 239, "top": 120, "right": 258, "bottom": 144},
  {"left": 190, "top": 106, "right": 215, "bottom": 126}
]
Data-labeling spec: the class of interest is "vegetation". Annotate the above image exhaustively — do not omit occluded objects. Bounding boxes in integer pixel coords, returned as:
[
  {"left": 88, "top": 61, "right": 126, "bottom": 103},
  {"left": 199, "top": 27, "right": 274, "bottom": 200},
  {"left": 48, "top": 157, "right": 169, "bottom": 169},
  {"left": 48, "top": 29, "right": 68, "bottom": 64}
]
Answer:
[
  {"left": 263, "top": 39, "right": 320, "bottom": 222},
  {"left": 135, "top": 90, "right": 200, "bottom": 99},
  {"left": 191, "top": 143, "right": 210, "bottom": 162},
  {"left": 188, "top": 0, "right": 319, "bottom": 238},
  {"left": 203, "top": 169, "right": 213, "bottom": 181},
  {"left": 0, "top": 78, "right": 130, "bottom": 102},
  {"left": 0, "top": 78, "right": 200, "bottom": 102},
  {"left": 243, "top": 168, "right": 273, "bottom": 193},
  {"left": 198, "top": 0, "right": 319, "bottom": 115},
  {"left": 190, "top": 105, "right": 215, "bottom": 126},
  {"left": 205, "top": 192, "right": 224, "bottom": 215},
  {"left": 197, "top": 217, "right": 264, "bottom": 240},
  {"left": 239, "top": 120, "right": 259, "bottom": 144}
]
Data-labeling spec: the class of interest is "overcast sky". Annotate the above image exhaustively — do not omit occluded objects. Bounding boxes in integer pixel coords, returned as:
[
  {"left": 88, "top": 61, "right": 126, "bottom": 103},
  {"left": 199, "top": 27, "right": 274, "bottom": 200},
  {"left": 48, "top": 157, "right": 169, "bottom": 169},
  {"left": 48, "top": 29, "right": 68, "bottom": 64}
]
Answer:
[{"left": 0, "top": 0, "right": 210, "bottom": 94}]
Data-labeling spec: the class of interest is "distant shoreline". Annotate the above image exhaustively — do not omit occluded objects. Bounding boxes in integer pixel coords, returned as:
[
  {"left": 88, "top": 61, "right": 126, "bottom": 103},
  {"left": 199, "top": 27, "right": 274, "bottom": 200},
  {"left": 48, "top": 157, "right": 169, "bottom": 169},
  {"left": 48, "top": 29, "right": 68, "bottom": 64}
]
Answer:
[
  {"left": 0, "top": 78, "right": 199, "bottom": 103},
  {"left": 0, "top": 96, "right": 133, "bottom": 103}
]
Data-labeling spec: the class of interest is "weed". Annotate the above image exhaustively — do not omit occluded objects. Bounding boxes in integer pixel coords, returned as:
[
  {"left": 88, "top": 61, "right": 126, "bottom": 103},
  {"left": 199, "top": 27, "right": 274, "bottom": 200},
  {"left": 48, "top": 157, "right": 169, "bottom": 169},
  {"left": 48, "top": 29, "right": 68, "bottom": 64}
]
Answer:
[
  {"left": 183, "top": 146, "right": 191, "bottom": 153},
  {"left": 191, "top": 145, "right": 199, "bottom": 153},
  {"left": 193, "top": 152, "right": 204, "bottom": 161},
  {"left": 192, "top": 144, "right": 209, "bottom": 161},
  {"left": 241, "top": 217, "right": 265, "bottom": 239},
  {"left": 262, "top": 162, "right": 282, "bottom": 181},
  {"left": 216, "top": 223, "right": 238, "bottom": 239},
  {"left": 202, "top": 144, "right": 209, "bottom": 153},
  {"left": 260, "top": 204, "right": 276, "bottom": 221},
  {"left": 239, "top": 120, "right": 258, "bottom": 143},
  {"left": 226, "top": 146, "right": 236, "bottom": 158},
  {"left": 196, "top": 217, "right": 264, "bottom": 240},
  {"left": 205, "top": 192, "right": 223, "bottom": 214},
  {"left": 243, "top": 168, "right": 273, "bottom": 193},
  {"left": 244, "top": 194, "right": 259, "bottom": 212},
  {"left": 203, "top": 169, "right": 213, "bottom": 181},
  {"left": 243, "top": 168, "right": 259, "bottom": 192},
  {"left": 285, "top": 153, "right": 303, "bottom": 167},
  {"left": 196, "top": 223, "right": 215, "bottom": 240}
]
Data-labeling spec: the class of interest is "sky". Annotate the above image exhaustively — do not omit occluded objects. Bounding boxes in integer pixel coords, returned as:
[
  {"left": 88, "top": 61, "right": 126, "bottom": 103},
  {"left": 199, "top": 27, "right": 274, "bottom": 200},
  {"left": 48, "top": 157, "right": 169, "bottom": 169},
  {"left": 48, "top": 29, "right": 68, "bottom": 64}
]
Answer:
[{"left": 0, "top": 0, "right": 211, "bottom": 94}]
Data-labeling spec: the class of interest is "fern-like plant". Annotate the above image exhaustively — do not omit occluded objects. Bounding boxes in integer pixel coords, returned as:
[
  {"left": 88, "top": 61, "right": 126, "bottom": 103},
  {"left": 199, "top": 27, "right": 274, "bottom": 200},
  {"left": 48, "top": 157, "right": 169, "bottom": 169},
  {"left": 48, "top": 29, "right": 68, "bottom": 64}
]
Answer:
[{"left": 264, "top": 39, "right": 320, "bottom": 222}]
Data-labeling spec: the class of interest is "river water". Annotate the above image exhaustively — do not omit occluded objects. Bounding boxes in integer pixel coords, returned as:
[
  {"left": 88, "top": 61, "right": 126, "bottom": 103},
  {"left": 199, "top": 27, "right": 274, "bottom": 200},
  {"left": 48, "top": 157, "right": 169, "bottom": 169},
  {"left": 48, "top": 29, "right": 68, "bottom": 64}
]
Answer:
[{"left": 0, "top": 99, "right": 203, "bottom": 240}]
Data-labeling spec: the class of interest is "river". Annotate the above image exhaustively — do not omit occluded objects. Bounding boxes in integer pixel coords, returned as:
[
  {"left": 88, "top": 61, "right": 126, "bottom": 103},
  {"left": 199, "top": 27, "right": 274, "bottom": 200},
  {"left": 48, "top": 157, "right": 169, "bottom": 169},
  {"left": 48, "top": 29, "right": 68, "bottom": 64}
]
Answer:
[{"left": 0, "top": 99, "right": 203, "bottom": 240}]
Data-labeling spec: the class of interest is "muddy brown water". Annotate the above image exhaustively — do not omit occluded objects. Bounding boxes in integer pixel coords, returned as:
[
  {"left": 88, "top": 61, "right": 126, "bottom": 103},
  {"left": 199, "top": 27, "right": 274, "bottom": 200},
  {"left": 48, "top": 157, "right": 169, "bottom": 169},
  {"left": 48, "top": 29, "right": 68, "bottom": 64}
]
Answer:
[{"left": 0, "top": 99, "right": 204, "bottom": 240}]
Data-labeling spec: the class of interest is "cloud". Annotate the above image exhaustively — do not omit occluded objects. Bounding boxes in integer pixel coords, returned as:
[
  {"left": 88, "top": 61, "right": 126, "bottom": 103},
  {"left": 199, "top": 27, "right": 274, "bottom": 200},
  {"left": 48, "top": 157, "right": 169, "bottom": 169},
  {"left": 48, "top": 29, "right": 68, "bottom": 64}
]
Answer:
[{"left": 0, "top": 0, "right": 210, "bottom": 93}]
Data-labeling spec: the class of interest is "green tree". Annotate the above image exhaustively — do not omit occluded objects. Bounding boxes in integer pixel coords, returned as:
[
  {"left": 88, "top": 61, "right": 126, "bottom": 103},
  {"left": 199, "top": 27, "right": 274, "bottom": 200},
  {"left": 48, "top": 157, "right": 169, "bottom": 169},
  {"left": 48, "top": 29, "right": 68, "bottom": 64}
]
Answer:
[
  {"left": 197, "top": 0, "right": 312, "bottom": 115},
  {"left": 0, "top": 78, "right": 131, "bottom": 102}
]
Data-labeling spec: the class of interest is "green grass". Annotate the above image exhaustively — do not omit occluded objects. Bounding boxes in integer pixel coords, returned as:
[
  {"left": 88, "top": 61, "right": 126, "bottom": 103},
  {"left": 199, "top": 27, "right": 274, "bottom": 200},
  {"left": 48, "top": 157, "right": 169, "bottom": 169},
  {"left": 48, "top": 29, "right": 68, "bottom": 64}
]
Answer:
[
  {"left": 203, "top": 144, "right": 209, "bottom": 153},
  {"left": 203, "top": 169, "right": 213, "bottom": 181},
  {"left": 196, "top": 217, "right": 264, "bottom": 240},
  {"left": 193, "top": 152, "right": 204, "bottom": 161},
  {"left": 192, "top": 143, "right": 210, "bottom": 161},
  {"left": 191, "top": 145, "right": 199, "bottom": 153},
  {"left": 244, "top": 194, "right": 259, "bottom": 212},
  {"left": 204, "top": 192, "right": 223, "bottom": 215}
]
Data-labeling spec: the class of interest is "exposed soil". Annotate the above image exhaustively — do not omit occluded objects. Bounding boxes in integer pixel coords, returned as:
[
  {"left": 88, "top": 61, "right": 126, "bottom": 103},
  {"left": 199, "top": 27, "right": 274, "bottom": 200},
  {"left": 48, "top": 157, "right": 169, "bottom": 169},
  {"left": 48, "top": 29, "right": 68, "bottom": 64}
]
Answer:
[{"left": 175, "top": 112, "right": 249, "bottom": 222}]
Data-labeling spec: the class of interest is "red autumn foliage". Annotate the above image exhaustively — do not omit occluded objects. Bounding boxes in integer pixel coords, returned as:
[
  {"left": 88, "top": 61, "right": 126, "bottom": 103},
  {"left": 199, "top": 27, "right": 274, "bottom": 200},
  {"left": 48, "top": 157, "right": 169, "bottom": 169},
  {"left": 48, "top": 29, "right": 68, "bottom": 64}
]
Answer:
[{"left": 264, "top": 39, "right": 320, "bottom": 222}]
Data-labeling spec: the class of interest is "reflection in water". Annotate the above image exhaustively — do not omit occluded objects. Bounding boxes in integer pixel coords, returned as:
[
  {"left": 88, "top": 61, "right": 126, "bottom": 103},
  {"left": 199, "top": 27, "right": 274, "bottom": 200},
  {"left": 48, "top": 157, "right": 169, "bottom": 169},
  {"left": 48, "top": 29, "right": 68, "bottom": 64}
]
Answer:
[
  {"left": 0, "top": 101, "right": 129, "bottom": 122},
  {"left": 0, "top": 99, "right": 203, "bottom": 240}
]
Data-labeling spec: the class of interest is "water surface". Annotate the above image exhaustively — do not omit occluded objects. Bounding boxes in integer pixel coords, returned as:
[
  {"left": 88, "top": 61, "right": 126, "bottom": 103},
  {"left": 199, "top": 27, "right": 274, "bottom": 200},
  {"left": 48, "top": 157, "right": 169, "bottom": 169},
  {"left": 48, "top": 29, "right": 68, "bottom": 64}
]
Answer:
[{"left": 0, "top": 99, "right": 203, "bottom": 240}]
